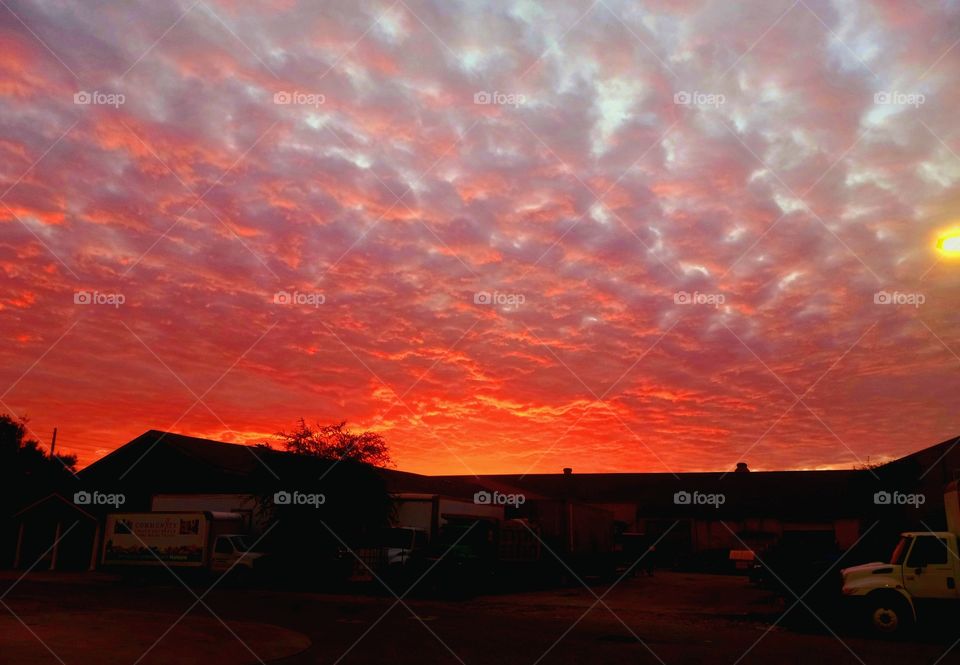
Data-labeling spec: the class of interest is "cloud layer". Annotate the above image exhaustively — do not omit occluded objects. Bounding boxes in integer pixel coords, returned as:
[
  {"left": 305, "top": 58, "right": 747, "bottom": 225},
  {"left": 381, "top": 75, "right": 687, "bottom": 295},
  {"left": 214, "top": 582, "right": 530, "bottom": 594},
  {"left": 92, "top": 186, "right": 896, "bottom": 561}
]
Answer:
[{"left": 1, "top": 0, "right": 959, "bottom": 474}]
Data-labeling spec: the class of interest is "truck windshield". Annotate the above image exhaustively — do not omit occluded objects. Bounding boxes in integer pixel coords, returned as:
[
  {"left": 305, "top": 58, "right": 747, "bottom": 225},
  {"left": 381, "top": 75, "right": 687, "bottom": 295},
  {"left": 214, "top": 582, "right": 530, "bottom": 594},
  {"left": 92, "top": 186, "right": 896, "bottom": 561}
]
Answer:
[
  {"left": 890, "top": 536, "right": 910, "bottom": 565},
  {"left": 230, "top": 536, "right": 253, "bottom": 552}
]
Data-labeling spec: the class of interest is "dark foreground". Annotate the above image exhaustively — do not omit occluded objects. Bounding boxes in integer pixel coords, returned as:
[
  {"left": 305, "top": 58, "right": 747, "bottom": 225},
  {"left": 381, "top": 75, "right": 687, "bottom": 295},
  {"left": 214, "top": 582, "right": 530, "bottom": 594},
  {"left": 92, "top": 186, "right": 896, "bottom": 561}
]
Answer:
[{"left": 0, "top": 571, "right": 956, "bottom": 665}]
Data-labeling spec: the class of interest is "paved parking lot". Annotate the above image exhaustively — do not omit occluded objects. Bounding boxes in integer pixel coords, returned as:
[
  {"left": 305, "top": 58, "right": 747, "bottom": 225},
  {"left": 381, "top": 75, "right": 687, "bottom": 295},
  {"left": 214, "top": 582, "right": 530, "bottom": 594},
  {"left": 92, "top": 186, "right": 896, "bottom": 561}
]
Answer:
[{"left": 1, "top": 570, "right": 956, "bottom": 664}]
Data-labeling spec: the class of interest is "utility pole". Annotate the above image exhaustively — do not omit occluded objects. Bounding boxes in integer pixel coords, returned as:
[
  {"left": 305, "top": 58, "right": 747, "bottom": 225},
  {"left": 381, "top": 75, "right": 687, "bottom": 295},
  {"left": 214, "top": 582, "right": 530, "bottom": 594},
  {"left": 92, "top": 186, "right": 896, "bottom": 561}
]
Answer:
[{"left": 50, "top": 427, "right": 57, "bottom": 457}]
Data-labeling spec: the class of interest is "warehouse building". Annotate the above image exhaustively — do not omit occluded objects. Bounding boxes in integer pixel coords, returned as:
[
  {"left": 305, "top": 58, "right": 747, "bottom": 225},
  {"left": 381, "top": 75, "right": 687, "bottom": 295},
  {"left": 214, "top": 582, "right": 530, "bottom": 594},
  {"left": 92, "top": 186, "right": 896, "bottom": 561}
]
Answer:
[{"left": 6, "top": 430, "right": 959, "bottom": 572}]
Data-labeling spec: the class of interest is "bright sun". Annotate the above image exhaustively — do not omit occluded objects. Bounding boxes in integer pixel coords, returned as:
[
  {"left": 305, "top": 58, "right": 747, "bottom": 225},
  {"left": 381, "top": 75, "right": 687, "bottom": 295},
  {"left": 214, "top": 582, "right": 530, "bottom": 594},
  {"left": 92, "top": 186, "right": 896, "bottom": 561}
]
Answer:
[{"left": 937, "top": 229, "right": 960, "bottom": 256}]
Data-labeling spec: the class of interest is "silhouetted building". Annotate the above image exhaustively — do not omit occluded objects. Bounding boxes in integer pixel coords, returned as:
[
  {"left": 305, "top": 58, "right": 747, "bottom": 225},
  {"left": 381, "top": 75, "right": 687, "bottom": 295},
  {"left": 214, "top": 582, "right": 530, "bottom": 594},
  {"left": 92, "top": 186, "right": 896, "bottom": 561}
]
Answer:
[{"left": 6, "top": 430, "right": 959, "bottom": 572}]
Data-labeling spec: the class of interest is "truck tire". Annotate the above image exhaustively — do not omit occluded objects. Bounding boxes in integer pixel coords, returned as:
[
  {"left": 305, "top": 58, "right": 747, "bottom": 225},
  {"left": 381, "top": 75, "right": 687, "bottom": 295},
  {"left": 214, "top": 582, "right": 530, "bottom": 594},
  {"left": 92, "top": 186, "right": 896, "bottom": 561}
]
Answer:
[{"left": 866, "top": 592, "right": 912, "bottom": 636}]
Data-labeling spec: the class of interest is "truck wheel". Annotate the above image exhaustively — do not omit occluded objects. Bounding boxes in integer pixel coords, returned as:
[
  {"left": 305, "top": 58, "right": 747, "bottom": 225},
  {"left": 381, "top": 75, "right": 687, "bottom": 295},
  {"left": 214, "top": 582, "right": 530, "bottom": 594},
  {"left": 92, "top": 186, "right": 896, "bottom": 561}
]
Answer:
[{"left": 867, "top": 594, "right": 911, "bottom": 636}]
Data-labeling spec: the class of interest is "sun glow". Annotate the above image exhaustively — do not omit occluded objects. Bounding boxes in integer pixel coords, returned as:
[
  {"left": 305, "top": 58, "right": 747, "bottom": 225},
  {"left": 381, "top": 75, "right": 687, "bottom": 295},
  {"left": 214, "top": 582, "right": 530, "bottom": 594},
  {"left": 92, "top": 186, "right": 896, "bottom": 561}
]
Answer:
[{"left": 936, "top": 229, "right": 960, "bottom": 255}]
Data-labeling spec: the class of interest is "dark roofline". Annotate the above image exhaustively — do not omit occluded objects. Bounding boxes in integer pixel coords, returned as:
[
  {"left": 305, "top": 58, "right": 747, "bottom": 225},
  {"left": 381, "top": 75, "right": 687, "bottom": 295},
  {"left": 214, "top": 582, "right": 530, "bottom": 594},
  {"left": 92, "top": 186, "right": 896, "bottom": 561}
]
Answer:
[
  {"left": 877, "top": 434, "right": 960, "bottom": 470},
  {"left": 78, "top": 429, "right": 182, "bottom": 477},
  {"left": 83, "top": 430, "right": 960, "bottom": 485},
  {"left": 78, "top": 430, "right": 487, "bottom": 499},
  {"left": 81, "top": 429, "right": 299, "bottom": 477},
  {"left": 461, "top": 469, "right": 863, "bottom": 480},
  {"left": 14, "top": 492, "right": 97, "bottom": 520}
]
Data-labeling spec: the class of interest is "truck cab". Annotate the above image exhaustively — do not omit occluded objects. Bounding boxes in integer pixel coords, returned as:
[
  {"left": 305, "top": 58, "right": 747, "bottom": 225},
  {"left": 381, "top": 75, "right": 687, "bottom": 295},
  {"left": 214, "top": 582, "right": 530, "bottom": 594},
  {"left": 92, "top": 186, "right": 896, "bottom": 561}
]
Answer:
[
  {"left": 842, "top": 531, "right": 960, "bottom": 634},
  {"left": 211, "top": 534, "right": 264, "bottom": 572},
  {"left": 382, "top": 527, "right": 428, "bottom": 567}
]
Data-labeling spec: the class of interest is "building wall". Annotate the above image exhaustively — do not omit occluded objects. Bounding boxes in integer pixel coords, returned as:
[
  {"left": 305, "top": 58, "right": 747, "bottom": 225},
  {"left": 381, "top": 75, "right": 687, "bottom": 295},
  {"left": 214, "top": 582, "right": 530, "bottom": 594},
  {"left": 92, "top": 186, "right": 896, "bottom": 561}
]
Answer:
[
  {"left": 692, "top": 518, "right": 782, "bottom": 552},
  {"left": 684, "top": 517, "right": 861, "bottom": 555},
  {"left": 592, "top": 502, "right": 639, "bottom": 529},
  {"left": 833, "top": 519, "right": 861, "bottom": 549}
]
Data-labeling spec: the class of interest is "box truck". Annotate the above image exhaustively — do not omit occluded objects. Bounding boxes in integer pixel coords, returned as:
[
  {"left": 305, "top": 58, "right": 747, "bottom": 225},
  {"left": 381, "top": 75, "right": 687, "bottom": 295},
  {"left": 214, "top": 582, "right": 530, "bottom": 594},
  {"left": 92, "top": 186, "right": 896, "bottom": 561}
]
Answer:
[
  {"left": 841, "top": 482, "right": 960, "bottom": 634},
  {"left": 102, "top": 511, "right": 264, "bottom": 574}
]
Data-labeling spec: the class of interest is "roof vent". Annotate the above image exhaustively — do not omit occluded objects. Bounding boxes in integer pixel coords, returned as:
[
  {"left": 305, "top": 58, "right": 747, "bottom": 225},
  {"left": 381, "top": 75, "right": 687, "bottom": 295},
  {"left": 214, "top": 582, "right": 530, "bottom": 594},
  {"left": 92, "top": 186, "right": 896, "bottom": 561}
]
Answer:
[
  {"left": 563, "top": 467, "right": 573, "bottom": 475},
  {"left": 735, "top": 462, "right": 750, "bottom": 473}
]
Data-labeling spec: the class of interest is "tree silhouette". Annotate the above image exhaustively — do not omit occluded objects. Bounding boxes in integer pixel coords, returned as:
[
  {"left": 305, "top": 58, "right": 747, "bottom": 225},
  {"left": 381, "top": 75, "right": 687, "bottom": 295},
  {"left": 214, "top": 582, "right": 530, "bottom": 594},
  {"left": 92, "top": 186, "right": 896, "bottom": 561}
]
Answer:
[
  {"left": 252, "top": 421, "right": 394, "bottom": 586},
  {"left": 1, "top": 414, "right": 78, "bottom": 567},
  {"left": 1, "top": 414, "right": 77, "bottom": 510},
  {"left": 271, "top": 418, "right": 392, "bottom": 467}
]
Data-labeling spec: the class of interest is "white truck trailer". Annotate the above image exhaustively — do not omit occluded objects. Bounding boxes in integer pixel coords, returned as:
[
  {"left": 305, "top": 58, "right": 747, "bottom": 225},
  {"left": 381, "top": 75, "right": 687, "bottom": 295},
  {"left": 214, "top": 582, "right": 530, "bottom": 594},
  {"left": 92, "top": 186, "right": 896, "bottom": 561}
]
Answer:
[{"left": 101, "top": 511, "right": 263, "bottom": 574}]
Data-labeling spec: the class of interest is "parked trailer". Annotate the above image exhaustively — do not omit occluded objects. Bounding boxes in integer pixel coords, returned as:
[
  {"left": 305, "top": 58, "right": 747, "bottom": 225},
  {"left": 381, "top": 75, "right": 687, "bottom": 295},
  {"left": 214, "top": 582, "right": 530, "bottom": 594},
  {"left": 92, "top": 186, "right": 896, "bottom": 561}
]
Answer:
[
  {"left": 352, "top": 495, "right": 542, "bottom": 591},
  {"left": 394, "top": 493, "right": 612, "bottom": 566},
  {"left": 421, "top": 504, "right": 612, "bottom": 595},
  {"left": 392, "top": 493, "right": 505, "bottom": 540},
  {"left": 102, "top": 511, "right": 263, "bottom": 574},
  {"left": 394, "top": 494, "right": 540, "bottom": 568},
  {"left": 348, "top": 495, "right": 504, "bottom": 581}
]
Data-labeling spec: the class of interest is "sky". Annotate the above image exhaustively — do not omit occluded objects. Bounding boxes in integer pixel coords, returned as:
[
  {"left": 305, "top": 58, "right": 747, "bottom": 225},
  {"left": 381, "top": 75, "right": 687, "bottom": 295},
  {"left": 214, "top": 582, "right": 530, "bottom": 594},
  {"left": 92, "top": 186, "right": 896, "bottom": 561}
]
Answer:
[{"left": 1, "top": 0, "right": 959, "bottom": 476}]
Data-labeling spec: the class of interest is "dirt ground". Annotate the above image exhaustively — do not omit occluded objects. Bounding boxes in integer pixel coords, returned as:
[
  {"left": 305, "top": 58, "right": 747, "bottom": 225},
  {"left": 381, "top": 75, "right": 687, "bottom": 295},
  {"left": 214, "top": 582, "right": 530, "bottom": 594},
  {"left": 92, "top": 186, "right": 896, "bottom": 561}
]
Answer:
[{"left": 0, "top": 570, "right": 956, "bottom": 664}]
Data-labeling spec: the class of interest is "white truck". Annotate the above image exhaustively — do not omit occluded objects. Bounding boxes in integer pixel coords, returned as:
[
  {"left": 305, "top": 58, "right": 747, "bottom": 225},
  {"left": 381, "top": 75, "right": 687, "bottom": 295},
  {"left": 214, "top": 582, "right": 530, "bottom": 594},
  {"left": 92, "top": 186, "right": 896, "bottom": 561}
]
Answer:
[
  {"left": 841, "top": 482, "right": 960, "bottom": 634},
  {"left": 102, "top": 511, "right": 264, "bottom": 574}
]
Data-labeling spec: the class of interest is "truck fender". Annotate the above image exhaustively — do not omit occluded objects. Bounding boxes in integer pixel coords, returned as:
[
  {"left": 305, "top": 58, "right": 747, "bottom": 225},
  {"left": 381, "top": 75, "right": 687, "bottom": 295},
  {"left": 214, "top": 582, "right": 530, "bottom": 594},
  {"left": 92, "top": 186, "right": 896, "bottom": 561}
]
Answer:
[{"left": 866, "top": 588, "right": 917, "bottom": 622}]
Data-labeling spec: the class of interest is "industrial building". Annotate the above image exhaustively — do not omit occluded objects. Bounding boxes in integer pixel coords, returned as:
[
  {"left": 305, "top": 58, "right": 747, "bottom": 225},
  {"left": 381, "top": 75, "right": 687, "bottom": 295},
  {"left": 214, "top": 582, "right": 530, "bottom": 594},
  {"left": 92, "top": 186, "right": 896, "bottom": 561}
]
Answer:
[{"left": 7, "top": 430, "right": 959, "bottom": 573}]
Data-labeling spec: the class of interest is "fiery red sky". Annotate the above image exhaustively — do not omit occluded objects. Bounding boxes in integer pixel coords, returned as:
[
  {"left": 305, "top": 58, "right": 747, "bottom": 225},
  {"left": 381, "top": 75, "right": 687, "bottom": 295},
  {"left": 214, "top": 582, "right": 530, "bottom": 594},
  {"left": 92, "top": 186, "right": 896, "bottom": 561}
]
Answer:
[{"left": 1, "top": 0, "right": 959, "bottom": 475}]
